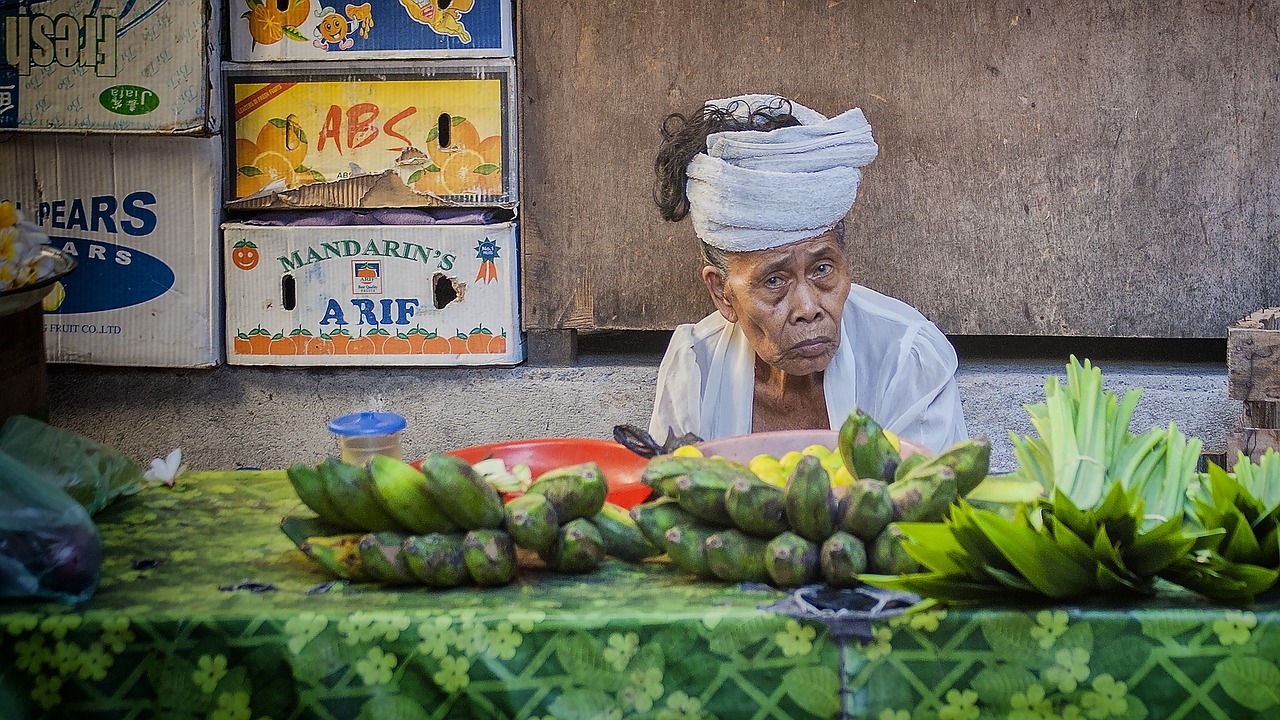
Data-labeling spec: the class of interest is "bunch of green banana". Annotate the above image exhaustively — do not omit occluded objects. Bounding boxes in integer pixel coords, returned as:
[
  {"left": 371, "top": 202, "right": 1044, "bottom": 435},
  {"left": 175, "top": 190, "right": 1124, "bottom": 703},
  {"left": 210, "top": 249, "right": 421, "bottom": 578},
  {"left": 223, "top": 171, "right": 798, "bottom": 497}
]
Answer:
[
  {"left": 280, "top": 519, "right": 517, "bottom": 588},
  {"left": 838, "top": 409, "right": 902, "bottom": 483}
]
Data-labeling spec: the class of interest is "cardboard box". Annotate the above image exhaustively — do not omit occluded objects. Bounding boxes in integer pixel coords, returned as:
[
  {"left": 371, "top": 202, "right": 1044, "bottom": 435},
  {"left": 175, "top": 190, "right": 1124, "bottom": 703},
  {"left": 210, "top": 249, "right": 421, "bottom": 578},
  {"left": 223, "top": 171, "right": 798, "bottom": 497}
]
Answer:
[
  {"left": 0, "top": 133, "right": 223, "bottom": 367},
  {"left": 223, "top": 221, "right": 522, "bottom": 366},
  {"left": 0, "top": 0, "right": 219, "bottom": 133},
  {"left": 225, "top": 60, "right": 516, "bottom": 209},
  {"left": 229, "top": 0, "right": 513, "bottom": 61}
]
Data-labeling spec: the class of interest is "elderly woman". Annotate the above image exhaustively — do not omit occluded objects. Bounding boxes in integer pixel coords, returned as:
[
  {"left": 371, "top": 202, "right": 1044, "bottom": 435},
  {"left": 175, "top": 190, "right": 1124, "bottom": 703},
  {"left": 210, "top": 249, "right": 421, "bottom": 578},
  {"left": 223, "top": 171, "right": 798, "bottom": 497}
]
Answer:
[{"left": 648, "top": 94, "right": 968, "bottom": 453}]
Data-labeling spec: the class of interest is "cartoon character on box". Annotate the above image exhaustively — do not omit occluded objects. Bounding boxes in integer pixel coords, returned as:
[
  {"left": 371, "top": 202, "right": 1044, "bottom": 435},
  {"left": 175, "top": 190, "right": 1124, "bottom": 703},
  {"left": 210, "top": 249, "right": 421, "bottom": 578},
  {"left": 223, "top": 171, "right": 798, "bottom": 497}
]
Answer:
[
  {"left": 398, "top": 0, "right": 474, "bottom": 43},
  {"left": 313, "top": 3, "right": 373, "bottom": 49}
]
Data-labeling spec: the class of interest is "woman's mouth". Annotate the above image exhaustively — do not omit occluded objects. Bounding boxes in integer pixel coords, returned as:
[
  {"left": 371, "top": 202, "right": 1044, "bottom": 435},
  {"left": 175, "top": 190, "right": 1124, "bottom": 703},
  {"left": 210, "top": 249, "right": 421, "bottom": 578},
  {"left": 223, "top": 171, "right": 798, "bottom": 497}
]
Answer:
[{"left": 792, "top": 337, "right": 834, "bottom": 357}]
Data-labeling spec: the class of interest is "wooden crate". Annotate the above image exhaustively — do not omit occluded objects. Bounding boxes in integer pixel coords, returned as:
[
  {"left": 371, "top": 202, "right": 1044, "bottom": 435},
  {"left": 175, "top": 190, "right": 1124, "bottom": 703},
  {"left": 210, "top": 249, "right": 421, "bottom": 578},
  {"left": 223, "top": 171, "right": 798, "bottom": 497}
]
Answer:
[{"left": 1226, "top": 308, "right": 1280, "bottom": 461}]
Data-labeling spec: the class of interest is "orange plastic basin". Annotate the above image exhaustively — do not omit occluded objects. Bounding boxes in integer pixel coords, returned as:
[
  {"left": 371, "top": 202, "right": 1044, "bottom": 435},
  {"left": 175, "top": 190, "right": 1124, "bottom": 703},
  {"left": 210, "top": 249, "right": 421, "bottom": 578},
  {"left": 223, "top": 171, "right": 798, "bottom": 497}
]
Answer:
[{"left": 413, "top": 438, "right": 653, "bottom": 509}]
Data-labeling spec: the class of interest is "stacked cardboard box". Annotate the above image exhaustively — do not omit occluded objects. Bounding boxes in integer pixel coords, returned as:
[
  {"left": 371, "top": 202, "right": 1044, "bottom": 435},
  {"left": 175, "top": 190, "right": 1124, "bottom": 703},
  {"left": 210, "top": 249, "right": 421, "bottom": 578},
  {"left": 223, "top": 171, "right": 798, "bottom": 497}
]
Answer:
[
  {"left": 0, "top": 1, "right": 224, "bottom": 367},
  {"left": 222, "top": 0, "right": 522, "bottom": 366}
]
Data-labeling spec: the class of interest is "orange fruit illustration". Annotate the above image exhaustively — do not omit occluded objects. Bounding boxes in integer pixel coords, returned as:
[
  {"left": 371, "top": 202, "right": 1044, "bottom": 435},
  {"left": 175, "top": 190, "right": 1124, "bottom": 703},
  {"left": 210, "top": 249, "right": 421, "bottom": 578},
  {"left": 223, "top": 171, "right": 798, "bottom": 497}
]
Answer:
[
  {"left": 247, "top": 3, "right": 286, "bottom": 45},
  {"left": 288, "top": 328, "right": 315, "bottom": 354},
  {"left": 303, "top": 336, "right": 330, "bottom": 355},
  {"left": 487, "top": 333, "right": 507, "bottom": 354},
  {"left": 405, "top": 327, "right": 428, "bottom": 354},
  {"left": 235, "top": 139, "right": 271, "bottom": 197},
  {"left": 246, "top": 326, "right": 273, "bottom": 354},
  {"left": 327, "top": 329, "right": 351, "bottom": 354},
  {"left": 283, "top": 0, "right": 311, "bottom": 27},
  {"left": 427, "top": 118, "right": 481, "bottom": 167},
  {"left": 251, "top": 151, "right": 297, "bottom": 189},
  {"left": 256, "top": 117, "right": 307, "bottom": 172},
  {"left": 447, "top": 333, "right": 470, "bottom": 354},
  {"left": 421, "top": 333, "right": 448, "bottom": 354},
  {"left": 346, "top": 335, "right": 374, "bottom": 354},
  {"left": 382, "top": 333, "right": 412, "bottom": 354},
  {"left": 439, "top": 149, "right": 486, "bottom": 196},
  {"left": 466, "top": 326, "right": 493, "bottom": 354},
  {"left": 476, "top": 135, "right": 502, "bottom": 166},
  {"left": 412, "top": 166, "right": 451, "bottom": 197},
  {"left": 231, "top": 240, "right": 260, "bottom": 271},
  {"left": 365, "top": 328, "right": 390, "bottom": 354},
  {"left": 234, "top": 332, "right": 252, "bottom": 355},
  {"left": 269, "top": 333, "right": 296, "bottom": 355}
]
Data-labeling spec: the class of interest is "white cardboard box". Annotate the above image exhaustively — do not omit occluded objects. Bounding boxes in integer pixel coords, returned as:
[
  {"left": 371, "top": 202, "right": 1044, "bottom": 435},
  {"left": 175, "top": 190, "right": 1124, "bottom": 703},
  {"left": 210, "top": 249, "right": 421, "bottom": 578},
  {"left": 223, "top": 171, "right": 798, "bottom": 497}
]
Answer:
[
  {"left": 223, "top": 221, "right": 522, "bottom": 366},
  {"left": 228, "top": 0, "right": 513, "bottom": 61},
  {"left": 0, "top": 133, "right": 223, "bottom": 367},
  {"left": 0, "top": 0, "right": 219, "bottom": 133}
]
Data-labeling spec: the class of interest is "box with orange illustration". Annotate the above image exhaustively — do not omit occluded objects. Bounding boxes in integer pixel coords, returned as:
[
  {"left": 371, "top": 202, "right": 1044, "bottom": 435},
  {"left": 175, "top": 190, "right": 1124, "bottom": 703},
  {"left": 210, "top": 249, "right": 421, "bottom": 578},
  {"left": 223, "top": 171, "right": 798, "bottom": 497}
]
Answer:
[
  {"left": 223, "top": 221, "right": 522, "bottom": 366},
  {"left": 0, "top": 133, "right": 223, "bottom": 367},
  {"left": 224, "top": 60, "right": 515, "bottom": 209},
  {"left": 229, "top": 0, "right": 512, "bottom": 61}
]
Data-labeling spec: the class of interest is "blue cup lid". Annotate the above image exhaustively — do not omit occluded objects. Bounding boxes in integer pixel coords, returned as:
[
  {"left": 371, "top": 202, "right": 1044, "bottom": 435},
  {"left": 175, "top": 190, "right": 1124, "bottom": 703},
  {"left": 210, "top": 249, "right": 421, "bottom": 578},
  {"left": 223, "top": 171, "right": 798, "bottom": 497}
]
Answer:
[{"left": 328, "top": 411, "right": 407, "bottom": 437}]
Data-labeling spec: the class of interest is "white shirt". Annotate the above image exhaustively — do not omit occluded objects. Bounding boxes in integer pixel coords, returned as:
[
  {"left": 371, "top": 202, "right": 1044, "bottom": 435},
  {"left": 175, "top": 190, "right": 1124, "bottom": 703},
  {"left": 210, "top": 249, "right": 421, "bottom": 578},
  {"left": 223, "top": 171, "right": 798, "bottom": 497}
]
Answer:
[{"left": 649, "top": 283, "right": 968, "bottom": 453}]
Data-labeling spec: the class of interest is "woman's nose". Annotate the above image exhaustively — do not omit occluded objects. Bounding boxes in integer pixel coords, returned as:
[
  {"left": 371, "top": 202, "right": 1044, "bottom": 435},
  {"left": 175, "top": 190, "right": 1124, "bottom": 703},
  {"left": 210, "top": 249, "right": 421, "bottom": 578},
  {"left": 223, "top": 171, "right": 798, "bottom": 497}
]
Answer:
[{"left": 790, "top": 282, "right": 824, "bottom": 323}]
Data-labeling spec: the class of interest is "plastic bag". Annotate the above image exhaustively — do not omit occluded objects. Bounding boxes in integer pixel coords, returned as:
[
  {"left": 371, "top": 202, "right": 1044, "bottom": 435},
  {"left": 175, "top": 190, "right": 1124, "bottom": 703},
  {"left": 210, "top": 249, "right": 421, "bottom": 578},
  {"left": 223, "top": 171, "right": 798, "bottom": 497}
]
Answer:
[
  {"left": 0, "top": 450, "right": 103, "bottom": 604},
  {"left": 0, "top": 415, "right": 143, "bottom": 515}
]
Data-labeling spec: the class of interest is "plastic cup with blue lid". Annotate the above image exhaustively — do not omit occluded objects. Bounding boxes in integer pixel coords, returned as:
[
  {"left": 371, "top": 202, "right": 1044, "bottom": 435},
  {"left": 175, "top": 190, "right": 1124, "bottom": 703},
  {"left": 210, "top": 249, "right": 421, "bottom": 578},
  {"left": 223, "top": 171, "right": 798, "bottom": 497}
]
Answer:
[{"left": 328, "top": 411, "right": 407, "bottom": 466}]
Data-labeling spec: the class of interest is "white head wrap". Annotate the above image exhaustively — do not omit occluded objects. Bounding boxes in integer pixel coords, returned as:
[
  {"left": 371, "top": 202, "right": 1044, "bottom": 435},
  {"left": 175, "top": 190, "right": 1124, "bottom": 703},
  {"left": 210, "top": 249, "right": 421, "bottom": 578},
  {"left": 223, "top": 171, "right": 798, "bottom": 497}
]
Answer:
[{"left": 685, "top": 94, "right": 879, "bottom": 252}]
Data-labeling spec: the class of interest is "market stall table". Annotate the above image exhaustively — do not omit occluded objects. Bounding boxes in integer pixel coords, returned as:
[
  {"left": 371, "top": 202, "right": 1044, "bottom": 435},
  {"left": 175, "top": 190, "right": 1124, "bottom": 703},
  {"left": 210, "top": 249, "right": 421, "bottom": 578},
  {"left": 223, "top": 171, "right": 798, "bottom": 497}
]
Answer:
[{"left": 2, "top": 472, "right": 1278, "bottom": 719}]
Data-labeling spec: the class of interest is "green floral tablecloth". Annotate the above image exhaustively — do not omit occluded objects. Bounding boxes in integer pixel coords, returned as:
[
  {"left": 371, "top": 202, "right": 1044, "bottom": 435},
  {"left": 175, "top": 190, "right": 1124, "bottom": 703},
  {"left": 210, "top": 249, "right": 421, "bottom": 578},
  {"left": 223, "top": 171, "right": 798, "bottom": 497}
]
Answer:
[{"left": 1, "top": 471, "right": 1278, "bottom": 720}]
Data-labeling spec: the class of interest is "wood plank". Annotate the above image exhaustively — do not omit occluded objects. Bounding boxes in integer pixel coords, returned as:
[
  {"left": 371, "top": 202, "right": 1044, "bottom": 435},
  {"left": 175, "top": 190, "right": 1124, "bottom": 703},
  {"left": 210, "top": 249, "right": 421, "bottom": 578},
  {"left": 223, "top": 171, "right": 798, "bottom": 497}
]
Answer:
[
  {"left": 1226, "top": 428, "right": 1280, "bottom": 464},
  {"left": 518, "top": 0, "right": 1280, "bottom": 335},
  {"left": 1228, "top": 327, "right": 1280, "bottom": 401},
  {"left": 1241, "top": 401, "right": 1280, "bottom": 430},
  {"left": 524, "top": 329, "right": 579, "bottom": 367}
]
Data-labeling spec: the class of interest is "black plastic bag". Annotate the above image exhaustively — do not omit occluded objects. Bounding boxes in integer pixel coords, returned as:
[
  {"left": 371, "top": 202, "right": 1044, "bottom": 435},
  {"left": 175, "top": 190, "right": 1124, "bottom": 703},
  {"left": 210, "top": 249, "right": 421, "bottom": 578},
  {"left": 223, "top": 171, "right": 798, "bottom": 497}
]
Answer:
[{"left": 0, "top": 450, "right": 103, "bottom": 604}]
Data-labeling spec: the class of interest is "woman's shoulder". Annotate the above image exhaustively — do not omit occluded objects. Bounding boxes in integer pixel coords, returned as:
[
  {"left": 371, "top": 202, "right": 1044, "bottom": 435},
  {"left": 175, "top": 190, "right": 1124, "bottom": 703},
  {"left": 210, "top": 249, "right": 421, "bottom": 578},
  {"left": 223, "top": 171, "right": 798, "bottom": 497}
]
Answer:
[{"left": 844, "top": 283, "right": 957, "bottom": 370}]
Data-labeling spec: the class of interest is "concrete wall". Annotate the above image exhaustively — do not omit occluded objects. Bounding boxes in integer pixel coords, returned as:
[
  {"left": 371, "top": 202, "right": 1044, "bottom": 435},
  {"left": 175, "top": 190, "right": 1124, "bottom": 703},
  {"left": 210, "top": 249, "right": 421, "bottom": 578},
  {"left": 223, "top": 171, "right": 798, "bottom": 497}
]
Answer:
[{"left": 46, "top": 355, "right": 1236, "bottom": 474}]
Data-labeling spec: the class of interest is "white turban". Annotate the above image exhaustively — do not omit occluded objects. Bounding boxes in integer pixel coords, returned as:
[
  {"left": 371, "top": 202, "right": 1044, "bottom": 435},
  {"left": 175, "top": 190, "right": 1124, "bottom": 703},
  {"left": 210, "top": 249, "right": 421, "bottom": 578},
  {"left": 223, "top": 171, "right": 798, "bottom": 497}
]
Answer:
[{"left": 685, "top": 94, "right": 879, "bottom": 252}]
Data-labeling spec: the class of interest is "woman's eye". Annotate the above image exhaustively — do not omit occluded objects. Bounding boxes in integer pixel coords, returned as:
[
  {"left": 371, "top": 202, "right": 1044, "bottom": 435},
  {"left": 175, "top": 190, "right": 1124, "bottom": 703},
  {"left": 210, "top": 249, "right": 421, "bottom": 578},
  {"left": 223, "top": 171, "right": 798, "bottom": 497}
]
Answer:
[
  {"left": 814, "top": 262, "right": 834, "bottom": 276},
  {"left": 764, "top": 275, "right": 785, "bottom": 288}
]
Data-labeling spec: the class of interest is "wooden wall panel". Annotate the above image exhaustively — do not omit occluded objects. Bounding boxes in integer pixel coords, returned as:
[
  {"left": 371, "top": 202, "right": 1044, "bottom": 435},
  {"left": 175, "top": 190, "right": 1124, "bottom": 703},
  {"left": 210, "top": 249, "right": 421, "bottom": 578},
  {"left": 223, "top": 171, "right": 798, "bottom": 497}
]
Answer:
[{"left": 518, "top": 0, "right": 1280, "bottom": 337}]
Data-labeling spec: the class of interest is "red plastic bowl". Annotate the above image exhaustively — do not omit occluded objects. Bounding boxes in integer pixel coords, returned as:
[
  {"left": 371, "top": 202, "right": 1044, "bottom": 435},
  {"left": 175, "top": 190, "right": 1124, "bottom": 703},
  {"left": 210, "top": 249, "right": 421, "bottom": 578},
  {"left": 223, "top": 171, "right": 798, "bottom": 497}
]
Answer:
[{"left": 413, "top": 437, "right": 653, "bottom": 509}]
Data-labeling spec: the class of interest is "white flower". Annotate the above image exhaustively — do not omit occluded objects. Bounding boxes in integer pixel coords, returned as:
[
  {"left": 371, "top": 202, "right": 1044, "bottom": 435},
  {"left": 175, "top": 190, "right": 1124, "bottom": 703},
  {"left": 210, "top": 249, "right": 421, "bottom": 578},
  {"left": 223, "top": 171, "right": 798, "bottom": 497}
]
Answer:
[{"left": 144, "top": 448, "right": 186, "bottom": 487}]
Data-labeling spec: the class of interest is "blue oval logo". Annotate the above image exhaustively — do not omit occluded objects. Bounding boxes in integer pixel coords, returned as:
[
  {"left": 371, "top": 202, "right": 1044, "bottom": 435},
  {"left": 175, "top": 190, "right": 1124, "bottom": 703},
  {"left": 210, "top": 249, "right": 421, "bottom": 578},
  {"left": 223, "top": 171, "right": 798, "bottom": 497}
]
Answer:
[{"left": 45, "top": 236, "right": 174, "bottom": 314}]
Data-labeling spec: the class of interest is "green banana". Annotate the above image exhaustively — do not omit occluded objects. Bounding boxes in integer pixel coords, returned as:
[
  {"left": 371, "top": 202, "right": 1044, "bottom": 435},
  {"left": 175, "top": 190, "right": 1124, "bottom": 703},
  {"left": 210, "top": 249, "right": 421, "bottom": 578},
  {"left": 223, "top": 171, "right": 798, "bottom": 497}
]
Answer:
[
  {"left": 870, "top": 524, "right": 922, "bottom": 575},
  {"left": 765, "top": 532, "right": 819, "bottom": 587},
  {"left": 664, "top": 524, "right": 717, "bottom": 578},
  {"left": 504, "top": 492, "right": 560, "bottom": 556},
  {"left": 590, "top": 502, "right": 662, "bottom": 561},
  {"left": 357, "top": 532, "right": 418, "bottom": 585},
  {"left": 318, "top": 457, "right": 404, "bottom": 532},
  {"left": 280, "top": 514, "right": 348, "bottom": 550},
  {"left": 527, "top": 462, "right": 608, "bottom": 521},
  {"left": 287, "top": 462, "right": 358, "bottom": 528},
  {"left": 924, "top": 437, "right": 992, "bottom": 496},
  {"left": 893, "top": 453, "right": 929, "bottom": 483},
  {"left": 888, "top": 466, "right": 958, "bottom": 523},
  {"left": 641, "top": 454, "right": 701, "bottom": 497},
  {"left": 725, "top": 476, "right": 790, "bottom": 538},
  {"left": 367, "top": 455, "right": 461, "bottom": 534},
  {"left": 673, "top": 470, "right": 734, "bottom": 525},
  {"left": 463, "top": 529, "right": 517, "bottom": 586},
  {"left": 544, "top": 518, "right": 605, "bottom": 573},
  {"left": 785, "top": 455, "right": 838, "bottom": 543},
  {"left": 838, "top": 409, "right": 902, "bottom": 482},
  {"left": 838, "top": 479, "right": 894, "bottom": 542},
  {"left": 299, "top": 534, "right": 369, "bottom": 581},
  {"left": 402, "top": 533, "right": 469, "bottom": 588},
  {"left": 704, "top": 529, "right": 772, "bottom": 583},
  {"left": 419, "top": 453, "right": 506, "bottom": 530},
  {"left": 630, "top": 497, "right": 700, "bottom": 548},
  {"left": 820, "top": 531, "right": 868, "bottom": 587}
]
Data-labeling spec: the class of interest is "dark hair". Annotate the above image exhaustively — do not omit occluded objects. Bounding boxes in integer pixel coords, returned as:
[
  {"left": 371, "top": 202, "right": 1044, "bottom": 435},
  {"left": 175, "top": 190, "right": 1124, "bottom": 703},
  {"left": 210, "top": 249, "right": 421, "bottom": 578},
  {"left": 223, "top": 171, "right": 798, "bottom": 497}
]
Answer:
[{"left": 653, "top": 97, "right": 802, "bottom": 223}]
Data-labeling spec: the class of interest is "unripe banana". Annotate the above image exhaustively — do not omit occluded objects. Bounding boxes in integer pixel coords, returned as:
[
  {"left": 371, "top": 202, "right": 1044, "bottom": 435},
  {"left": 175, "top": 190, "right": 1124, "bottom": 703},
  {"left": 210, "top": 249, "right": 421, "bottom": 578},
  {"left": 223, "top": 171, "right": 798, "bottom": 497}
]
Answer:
[
  {"left": 870, "top": 524, "right": 922, "bottom": 575},
  {"left": 287, "top": 463, "right": 357, "bottom": 528},
  {"left": 893, "top": 453, "right": 929, "bottom": 483},
  {"left": 544, "top": 518, "right": 605, "bottom": 573},
  {"left": 280, "top": 514, "right": 348, "bottom": 550},
  {"left": 402, "top": 533, "right": 469, "bottom": 588},
  {"left": 367, "top": 455, "right": 461, "bottom": 534},
  {"left": 630, "top": 497, "right": 700, "bottom": 548},
  {"left": 928, "top": 438, "right": 992, "bottom": 496},
  {"left": 838, "top": 409, "right": 902, "bottom": 482},
  {"left": 318, "top": 457, "right": 404, "bottom": 532},
  {"left": 673, "top": 470, "right": 734, "bottom": 525},
  {"left": 419, "top": 453, "right": 506, "bottom": 530},
  {"left": 463, "top": 529, "right": 517, "bottom": 586},
  {"left": 704, "top": 529, "right": 772, "bottom": 583},
  {"left": 358, "top": 532, "right": 417, "bottom": 585},
  {"left": 765, "top": 532, "right": 819, "bottom": 587},
  {"left": 590, "top": 502, "right": 661, "bottom": 561},
  {"left": 299, "top": 534, "right": 369, "bottom": 581},
  {"left": 725, "top": 476, "right": 790, "bottom": 538},
  {"left": 527, "top": 462, "right": 608, "bottom": 521},
  {"left": 784, "top": 455, "right": 837, "bottom": 543},
  {"left": 837, "top": 479, "right": 894, "bottom": 542},
  {"left": 820, "top": 531, "right": 868, "bottom": 587},
  {"left": 641, "top": 454, "right": 702, "bottom": 497},
  {"left": 504, "top": 492, "right": 560, "bottom": 556},
  {"left": 664, "top": 524, "right": 717, "bottom": 578},
  {"left": 889, "top": 466, "right": 958, "bottom": 523}
]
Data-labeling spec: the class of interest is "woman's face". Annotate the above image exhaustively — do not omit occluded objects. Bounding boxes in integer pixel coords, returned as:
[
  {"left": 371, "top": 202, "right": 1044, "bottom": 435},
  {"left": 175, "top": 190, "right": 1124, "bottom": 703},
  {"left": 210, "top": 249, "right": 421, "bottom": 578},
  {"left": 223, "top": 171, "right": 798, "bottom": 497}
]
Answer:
[{"left": 703, "top": 231, "right": 851, "bottom": 377}]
